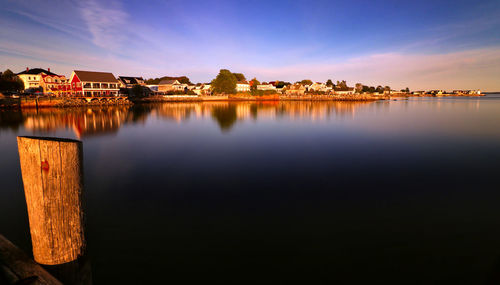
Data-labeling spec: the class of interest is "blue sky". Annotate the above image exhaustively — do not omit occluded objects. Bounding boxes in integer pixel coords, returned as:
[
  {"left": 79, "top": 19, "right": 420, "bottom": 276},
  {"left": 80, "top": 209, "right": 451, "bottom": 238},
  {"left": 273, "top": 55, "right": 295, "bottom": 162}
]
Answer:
[{"left": 1, "top": 0, "right": 499, "bottom": 90}]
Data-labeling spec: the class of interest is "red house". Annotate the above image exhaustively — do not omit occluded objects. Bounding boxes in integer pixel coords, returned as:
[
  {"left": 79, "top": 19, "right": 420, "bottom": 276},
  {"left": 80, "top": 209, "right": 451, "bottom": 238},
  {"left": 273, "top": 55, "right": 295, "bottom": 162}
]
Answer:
[{"left": 69, "top": 70, "right": 120, "bottom": 97}]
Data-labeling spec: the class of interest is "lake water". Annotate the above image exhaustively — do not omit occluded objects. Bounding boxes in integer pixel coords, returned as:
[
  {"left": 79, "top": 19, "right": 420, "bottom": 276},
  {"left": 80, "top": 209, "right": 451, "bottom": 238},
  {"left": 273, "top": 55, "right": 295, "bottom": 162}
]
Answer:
[{"left": 1, "top": 96, "right": 500, "bottom": 284}]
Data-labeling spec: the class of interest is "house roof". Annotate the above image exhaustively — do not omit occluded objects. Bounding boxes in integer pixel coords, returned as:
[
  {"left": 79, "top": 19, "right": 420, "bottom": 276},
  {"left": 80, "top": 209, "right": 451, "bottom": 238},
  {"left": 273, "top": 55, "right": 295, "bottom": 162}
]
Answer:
[
  {"left": 118, "top": 76, "right": 144, "bottom": 85},
  {"left": 158, "top": 79, "right": 179, "bottom": 85},
  {"left": 73, "top": 70, "right": 118, "bottom": 83},
  {"left": 17, "top": 68, "right": 57, "bottom": 76},
  {"left": 41, "top": 74, "right": 65, "bottom": 78}
]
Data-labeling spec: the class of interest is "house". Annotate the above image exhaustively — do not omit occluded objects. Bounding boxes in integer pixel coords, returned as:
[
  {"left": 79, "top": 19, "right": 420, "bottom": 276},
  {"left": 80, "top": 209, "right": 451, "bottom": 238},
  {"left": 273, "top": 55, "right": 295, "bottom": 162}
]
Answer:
[
  {"left": 158, "top": 79, "right": 185, "bottom": 92},
  {"left": 334, "top": 88, "right": 355, "bottom": 95},
  {"left": 236, "top": 81, "right": 250, "bottom": 93},
  {"left": 118, "top": 76, "right": 145, "bottom": 88},
  {"left": 193, "top": 84, "right": 211, "bottom": 95},
  {"left": 147, "top": 85, "right": 159, "bottom": 92},
  {"left": 69, "top": 70, "right": 120, "bottom": 97},
  {"left": 309, "top": 82, "right": 326, "bottom": 92},
  {"left": 257, "top": 84, "right": 276, "bottom": 91},
  {"left": 16, "top": 68, "right": 57, "bottom": 91},
  {"left": 285, "top": 84, "right": 306, "bottom": 95},
  {"left": 40, "top": 73, "right": 71, "bottom": 96}
]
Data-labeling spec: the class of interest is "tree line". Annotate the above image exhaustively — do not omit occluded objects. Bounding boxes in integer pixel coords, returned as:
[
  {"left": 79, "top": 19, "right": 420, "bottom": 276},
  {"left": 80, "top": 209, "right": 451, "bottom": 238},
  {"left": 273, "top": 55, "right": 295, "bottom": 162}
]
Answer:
[{"left": 0, "top": 69, "right": 24, "bottom": 93}]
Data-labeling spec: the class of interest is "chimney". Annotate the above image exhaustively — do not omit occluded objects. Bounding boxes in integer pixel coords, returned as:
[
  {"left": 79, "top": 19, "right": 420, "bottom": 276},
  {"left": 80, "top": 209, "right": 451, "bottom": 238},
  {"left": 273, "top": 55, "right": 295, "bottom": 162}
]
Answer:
[
  {"left": 48, "top": 68, "right": 50, "bottom": 72},
  {"left": 26, "top": 67, "right": 29, "bottom": 71}
]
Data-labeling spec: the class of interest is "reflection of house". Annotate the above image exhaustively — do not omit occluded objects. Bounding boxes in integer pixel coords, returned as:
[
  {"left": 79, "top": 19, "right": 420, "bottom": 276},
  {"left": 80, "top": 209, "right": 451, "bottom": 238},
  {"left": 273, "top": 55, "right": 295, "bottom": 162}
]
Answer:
[
  {"left": 16, "top": 68, "right": 57, "bottom": 91},
  {"left": 236, "top": 81, "right": 250, "bottom": 92},
  {"left": 257, "top": 84, "right": 276, "bottom": 91},
  {"left": 22, "top": 106, "right": 130, "bottom": 138},
  {"left": 158, "top": 79, "right": 185, "bottom": 92},
  {"left": 70, "top": 70, "right": 120, "bottom": 97},
  {"left": 118, "top": 76, "right": 145, "bottom": 88}
]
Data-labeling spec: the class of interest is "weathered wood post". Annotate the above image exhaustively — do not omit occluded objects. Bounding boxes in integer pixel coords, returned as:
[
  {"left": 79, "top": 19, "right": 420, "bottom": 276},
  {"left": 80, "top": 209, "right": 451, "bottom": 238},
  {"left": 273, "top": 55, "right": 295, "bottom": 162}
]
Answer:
[{"left": 17, "top": 136, "right": 85, "bottom": 265}]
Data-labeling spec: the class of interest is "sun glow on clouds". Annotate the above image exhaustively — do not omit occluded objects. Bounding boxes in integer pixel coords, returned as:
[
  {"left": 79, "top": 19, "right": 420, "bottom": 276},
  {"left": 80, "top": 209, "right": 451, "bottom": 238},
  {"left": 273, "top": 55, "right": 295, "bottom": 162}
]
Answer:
[{"left": 246, "top": 49, "right": 500, "bottom": 91}]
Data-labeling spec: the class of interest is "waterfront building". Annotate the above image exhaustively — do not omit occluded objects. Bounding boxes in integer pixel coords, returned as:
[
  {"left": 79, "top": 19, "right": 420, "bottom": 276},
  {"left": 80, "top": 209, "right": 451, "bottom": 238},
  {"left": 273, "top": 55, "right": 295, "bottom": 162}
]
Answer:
[
  {"left": 40, "top": 73, "right": 71, "bottom": 96},
  {"left": 158, "top": 79, "right": 185, "bottom": 92},
  {"left": 236, "top": 81, "right": 250, "bottom": 92},
  {"left": 257, "top": 84, "right": 276, "bottom": 91},
  {"left": 118, "top": 76, "right": 145, "bottom": 88},
  {"left": 285, "top": 84, "right": 306, "bottom": 95},
  {"left": 147, "top": 85, "right": 159, "bottom": 92},
  {"left": 192, "top": 84, "right": 211, "bottom": 95},
  {"left": 309, "top": 82, "right": 326, "bottom": 92},
  {"left": 334, "top": 88, "right": 355, "bottom": 95},
  {"left": 16, "top": 68, "right": 57, "bottom": 91},
  {"left": 69, "top": 70, "right": 120, "bottom": 97}
]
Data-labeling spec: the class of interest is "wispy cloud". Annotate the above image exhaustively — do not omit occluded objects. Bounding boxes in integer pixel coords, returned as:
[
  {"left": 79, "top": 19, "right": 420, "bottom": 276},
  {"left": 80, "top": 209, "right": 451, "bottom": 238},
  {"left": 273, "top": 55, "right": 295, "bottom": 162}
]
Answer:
[
  {"left": 79, "top": 0, "right": 128, "bottom": 49},
  {"left": 246, "top": 48, "right": 500, "bottom": 91}
]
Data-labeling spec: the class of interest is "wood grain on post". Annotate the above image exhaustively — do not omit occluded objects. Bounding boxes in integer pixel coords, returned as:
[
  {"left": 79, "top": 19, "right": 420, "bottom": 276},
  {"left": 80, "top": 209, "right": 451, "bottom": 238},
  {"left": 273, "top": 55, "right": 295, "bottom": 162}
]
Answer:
[{"left": 17, "top": 136, "right": 85, "bottom": 265}]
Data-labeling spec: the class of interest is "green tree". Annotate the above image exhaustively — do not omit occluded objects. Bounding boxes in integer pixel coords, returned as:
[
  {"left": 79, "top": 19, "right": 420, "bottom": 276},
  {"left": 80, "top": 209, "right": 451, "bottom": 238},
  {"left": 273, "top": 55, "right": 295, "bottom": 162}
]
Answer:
[
  {"left": 145, "top": 76, "right": 192, "bottom": 85},
  {"left": 211, "top": 69, "right": 237, "bottom": 94},
  {"left": 130, "top": 84, "right": 146, "bottom": 98},
  {"left": 249, "top": 78, "right": 260, "bottom": 90},
  {"left": 275, "top": 81, "right": 290, "bottom": 88},
  {"left": 232, "top": 73, "right": 246, "bottom": 82},
  {"left": 326, "top": 79, "right": 334, "bottom": 87},
  {"left": 300, "top": 79, "right": 313, "bottom": 85},
  {"left": 2, "top": 69, "right": 15, "bottom": 79},
  {"left": 336, "top": 80, "right": 348, "bottom": 91},
  {"left": 0, "top": 69, "right": 24, "bottom": 92}
]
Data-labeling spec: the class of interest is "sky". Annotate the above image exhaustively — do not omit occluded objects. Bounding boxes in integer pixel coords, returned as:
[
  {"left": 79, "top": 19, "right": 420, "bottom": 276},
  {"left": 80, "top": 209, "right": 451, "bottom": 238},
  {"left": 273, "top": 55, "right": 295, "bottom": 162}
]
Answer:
[{"left": 0, "top": 0, "right": 499, "bottom": 91}]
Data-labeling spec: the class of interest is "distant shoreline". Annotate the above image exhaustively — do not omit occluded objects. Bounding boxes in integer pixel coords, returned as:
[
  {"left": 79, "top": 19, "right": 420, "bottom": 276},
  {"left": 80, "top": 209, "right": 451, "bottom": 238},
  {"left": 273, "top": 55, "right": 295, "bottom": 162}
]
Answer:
[{"left": 0, "top": 93, "right": 488, "bottom": 109}]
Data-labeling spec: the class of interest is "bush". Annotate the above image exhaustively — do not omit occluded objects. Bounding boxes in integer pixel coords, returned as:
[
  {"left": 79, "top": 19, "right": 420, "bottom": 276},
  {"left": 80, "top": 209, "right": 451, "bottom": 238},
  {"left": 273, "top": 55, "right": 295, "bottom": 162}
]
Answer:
[{"left": 250, "top": 89, "right": 277, "bottom": 96}]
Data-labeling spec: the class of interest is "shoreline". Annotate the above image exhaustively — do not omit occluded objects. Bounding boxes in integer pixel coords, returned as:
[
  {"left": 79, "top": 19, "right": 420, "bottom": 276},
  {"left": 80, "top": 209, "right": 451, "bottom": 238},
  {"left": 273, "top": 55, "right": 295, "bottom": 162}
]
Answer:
[{"left": 0, "top": 93, "right": 487, "bottom": 109}]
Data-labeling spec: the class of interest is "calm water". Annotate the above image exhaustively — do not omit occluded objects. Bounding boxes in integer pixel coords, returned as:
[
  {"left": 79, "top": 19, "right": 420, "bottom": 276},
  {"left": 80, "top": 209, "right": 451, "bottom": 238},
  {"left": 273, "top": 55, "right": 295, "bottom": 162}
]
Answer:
[{"left": 1, "top": 96, "right": 500, "bottom": 284}]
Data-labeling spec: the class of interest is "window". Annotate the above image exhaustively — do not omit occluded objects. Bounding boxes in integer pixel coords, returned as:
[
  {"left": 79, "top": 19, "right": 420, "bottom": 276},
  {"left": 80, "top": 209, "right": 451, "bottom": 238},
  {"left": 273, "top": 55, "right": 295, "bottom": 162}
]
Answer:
[
  {"left": 92, "top": 83, "right": 100, "bottom": 88},
  {"left": 84, "top": 83, "right": 91, "bottom": 88},
  {"left": 101, "top": 83, "right": 108, "bottom": 88},
  {"left": 77, "top": 82, "right": 81, "bottom": 87},
  {"left": 110, "top": 84, "right": 116, "bottom": 88}
]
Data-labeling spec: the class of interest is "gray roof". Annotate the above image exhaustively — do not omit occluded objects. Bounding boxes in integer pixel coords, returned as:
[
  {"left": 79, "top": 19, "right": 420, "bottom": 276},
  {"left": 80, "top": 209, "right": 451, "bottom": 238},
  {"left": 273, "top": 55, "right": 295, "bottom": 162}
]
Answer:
[
  {"left": 158, "top": 79, "right": 179, "bottom": 85},
  {"left": 17, "top": 68, "right": 57, "bottom": 76}
]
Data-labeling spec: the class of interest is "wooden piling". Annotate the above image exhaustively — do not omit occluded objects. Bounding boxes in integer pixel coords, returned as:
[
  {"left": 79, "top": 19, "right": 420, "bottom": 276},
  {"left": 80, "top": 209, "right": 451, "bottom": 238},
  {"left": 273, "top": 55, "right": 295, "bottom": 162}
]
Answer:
[{"left": 17, "top": 136, "right": 85, "bottom": 265}]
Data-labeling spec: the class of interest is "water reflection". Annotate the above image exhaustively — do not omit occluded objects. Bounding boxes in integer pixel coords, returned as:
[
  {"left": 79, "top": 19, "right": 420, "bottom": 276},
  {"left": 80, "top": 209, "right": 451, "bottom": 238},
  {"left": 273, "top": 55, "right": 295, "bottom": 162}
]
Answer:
[{"left": 0, "top": 101, "right": 373, "bottom": 137}]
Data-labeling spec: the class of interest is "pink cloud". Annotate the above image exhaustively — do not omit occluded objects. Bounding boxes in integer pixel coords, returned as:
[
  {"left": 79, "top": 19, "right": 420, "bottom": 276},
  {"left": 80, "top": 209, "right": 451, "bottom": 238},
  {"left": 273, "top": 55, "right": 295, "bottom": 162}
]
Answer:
[{"left": 244, "top": 48, "right": 500, "bottom": 91}]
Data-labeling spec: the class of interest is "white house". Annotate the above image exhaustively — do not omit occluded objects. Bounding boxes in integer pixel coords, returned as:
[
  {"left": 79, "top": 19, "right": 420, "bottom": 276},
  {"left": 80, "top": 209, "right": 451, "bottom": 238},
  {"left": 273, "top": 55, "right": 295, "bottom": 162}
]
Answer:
[
  {"left": 257, "top": 84, "right": 276, "bottom": 91},
  {"left": 236, "top": 81, "right": 250, "bottom": 92},
  {"left": 193, "top": 84, "right": 211, "bottom": 95}
]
